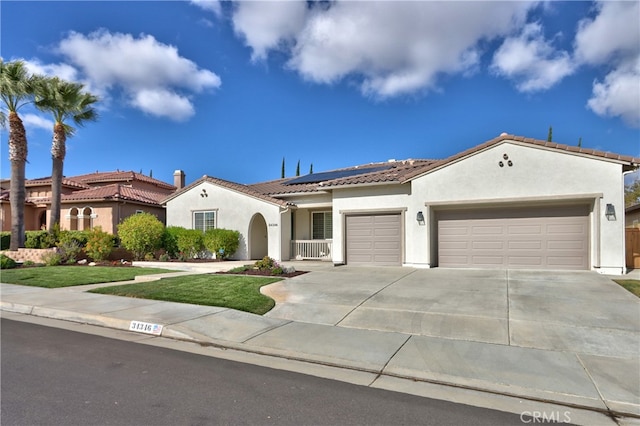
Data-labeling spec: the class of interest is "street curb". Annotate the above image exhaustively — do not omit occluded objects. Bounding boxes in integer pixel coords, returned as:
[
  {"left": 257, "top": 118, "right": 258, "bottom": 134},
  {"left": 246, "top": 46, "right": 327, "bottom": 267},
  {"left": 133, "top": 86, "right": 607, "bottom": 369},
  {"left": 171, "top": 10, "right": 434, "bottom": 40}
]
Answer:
[{"left": 1, "top": 302, "right": 638, "bottom": 421}]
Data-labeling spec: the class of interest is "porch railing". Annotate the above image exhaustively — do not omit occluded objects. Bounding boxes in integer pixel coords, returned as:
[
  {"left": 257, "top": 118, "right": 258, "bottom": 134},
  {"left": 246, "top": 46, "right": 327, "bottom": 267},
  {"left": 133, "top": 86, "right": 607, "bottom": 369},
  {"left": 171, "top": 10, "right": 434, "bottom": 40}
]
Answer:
[{"left": 291, "top": 240, "right": 332, "bottom": 261}]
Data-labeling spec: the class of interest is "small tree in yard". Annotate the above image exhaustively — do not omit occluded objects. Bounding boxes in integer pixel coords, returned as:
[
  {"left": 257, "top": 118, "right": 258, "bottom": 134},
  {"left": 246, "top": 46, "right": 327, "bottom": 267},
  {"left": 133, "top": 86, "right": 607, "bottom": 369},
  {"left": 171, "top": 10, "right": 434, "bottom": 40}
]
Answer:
[
  {"left": 118, "top": 213, "right": 164, "bottom": 260},
  {"left": 203, "top": 228, "right": 240, "bottom": 259},
  {"left": 176, "top": 229, "right": 204, "bottom": 259},
  {"left": 85, "top": 226, "right": 113, "bottom": 262}
]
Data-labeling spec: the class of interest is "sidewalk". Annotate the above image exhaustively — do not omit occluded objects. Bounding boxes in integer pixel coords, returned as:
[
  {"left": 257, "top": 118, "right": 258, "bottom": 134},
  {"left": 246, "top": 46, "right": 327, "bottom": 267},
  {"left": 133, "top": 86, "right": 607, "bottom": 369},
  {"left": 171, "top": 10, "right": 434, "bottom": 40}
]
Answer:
[{"left": 1, "top": 263, "right": 638, "bottom": 425}]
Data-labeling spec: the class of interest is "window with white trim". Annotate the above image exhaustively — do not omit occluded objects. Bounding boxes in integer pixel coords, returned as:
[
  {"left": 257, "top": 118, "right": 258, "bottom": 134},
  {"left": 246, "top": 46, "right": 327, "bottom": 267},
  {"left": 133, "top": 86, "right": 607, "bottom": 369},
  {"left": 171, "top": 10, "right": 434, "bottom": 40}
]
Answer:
[
  {"left": 194, "top": 211, "right": 216, "bottom": 232},
  {"left": 312, "top": 211, "right": 332, "bottom": 239}
]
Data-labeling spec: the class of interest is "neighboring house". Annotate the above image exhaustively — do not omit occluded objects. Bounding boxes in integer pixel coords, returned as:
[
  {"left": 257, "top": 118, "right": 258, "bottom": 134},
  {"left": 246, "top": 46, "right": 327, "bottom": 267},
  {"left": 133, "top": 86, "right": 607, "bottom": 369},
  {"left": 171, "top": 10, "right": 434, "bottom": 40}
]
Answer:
[
  {"left": 0, "top": 171, "right": 177, "bottom": 234},
  {"left": 164, "top": 134, "right": 639, "bottom": 275},
  {"left": 626, "top": 204, "right": 640, "bottom": 228}
]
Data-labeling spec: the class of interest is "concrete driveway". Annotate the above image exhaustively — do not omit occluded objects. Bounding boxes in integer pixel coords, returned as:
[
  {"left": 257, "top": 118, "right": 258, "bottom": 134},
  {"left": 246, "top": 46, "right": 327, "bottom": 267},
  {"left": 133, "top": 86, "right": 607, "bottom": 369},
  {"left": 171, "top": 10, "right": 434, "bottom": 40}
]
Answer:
[{"left": 263, "top": 267, "right": 640, "bottom": 358}]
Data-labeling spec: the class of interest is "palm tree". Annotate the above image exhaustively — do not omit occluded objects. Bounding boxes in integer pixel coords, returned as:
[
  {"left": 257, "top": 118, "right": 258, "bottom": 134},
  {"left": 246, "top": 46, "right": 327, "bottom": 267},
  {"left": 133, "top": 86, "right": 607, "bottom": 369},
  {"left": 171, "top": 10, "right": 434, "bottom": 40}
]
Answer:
[
  {"left": 0, "top": 60, "right": 38, "bottom": 250},
  {"left": 35, "top": 77, "right": 98, "bottom": 231}
]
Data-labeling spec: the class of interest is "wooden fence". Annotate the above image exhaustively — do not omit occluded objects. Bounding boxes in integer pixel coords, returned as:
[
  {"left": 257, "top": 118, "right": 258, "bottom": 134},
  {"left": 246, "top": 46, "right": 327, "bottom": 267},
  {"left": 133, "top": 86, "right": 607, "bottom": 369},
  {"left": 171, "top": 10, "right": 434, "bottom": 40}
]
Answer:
[{"left": 626, "top": 228, "right": 640, "bottom": 269}]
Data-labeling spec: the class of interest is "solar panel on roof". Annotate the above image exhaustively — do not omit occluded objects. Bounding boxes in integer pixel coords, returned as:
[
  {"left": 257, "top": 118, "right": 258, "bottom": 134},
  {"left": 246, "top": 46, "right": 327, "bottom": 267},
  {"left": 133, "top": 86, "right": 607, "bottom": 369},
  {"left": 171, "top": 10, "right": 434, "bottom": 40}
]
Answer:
[{"left": 284, "top": 165, "right": 392, "bottom": 185}]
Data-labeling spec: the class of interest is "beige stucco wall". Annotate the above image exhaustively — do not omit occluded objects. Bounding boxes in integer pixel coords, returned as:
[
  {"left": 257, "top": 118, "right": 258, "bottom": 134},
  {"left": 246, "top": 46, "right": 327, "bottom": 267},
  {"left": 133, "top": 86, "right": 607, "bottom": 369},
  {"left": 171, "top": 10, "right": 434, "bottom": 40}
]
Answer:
[
  {"left": 165, "top": 181, "right": 284, "bottom": 260},
  {"left": 407, "top": 141, "right": 627, "bottom": 274}
]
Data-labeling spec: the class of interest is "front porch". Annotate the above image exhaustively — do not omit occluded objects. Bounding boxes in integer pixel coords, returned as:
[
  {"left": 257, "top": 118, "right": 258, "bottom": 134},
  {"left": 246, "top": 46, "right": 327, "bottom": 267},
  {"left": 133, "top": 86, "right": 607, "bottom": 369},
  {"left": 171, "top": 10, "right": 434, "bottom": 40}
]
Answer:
[{"left": 290, "top": 239, "right": 332, "bottom": 261}]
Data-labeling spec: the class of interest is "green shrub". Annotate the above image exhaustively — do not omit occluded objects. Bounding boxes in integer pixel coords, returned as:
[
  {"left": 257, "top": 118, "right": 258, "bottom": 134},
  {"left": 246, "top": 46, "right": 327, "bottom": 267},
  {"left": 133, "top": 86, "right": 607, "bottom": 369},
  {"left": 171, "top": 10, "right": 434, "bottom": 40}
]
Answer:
[
  {"left": 23, "top": 260, "right": 36, "bottom": 267},
  {"left": 0, "top": 232, "right": 10, "bottom": 250},
  {"left": 117, "top": 213, "right": 165, "bottom": 260},
  {"left": 41, "top": 251, "right": 62, "bottom": 266},
  {"left": 163, "top": 226, "right": 183, "bottom": 258},
  {"left": 57, "top": 239, "right": 83, "bottom": 264},
  {"left": 59, "top": 230, "right": 89, "bottom": 247},
  {"left": 176, "top": 229, "right": 204, "bottom": 259},
  {"left": 85, "top": 227, "right": 114, "bottom": 261},
  {"left": 228, "top": 265, "right": 249, "bottom": 273},
  {"left": 158, "top": 253, "right": 170, "bottom": 262},
  {"left": 0, "top": 254, "right": 17, "bottom": 269},
  {"left": 144, "top": 252, "right": 155, "bottom": 261},
  {"left": 25, "top": 230, "right": 48, "bottom": 248},
  {"left": 255, "top": 256, "right": 276, "bottom": 271},
  {"left": 203, "top": 228, "right": 240, "bottom": 259}
]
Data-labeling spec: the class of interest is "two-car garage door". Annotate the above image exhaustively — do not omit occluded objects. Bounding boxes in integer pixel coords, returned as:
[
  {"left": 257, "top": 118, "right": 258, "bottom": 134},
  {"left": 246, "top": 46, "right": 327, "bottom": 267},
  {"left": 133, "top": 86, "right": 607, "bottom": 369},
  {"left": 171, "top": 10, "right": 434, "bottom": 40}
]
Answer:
[{"left": 438, "top": 205, "right": 589, "bottom": 270}]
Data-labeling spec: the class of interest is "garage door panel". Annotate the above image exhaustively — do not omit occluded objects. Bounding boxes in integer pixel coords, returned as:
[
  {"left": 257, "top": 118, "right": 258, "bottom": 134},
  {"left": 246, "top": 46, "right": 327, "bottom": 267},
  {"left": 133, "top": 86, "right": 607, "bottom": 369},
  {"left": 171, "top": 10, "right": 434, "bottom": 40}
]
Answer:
[
  {"left": 438, "top": 205, "right": 589, "bottom": 270},
  {"left": 508, "top": 241, "right": 542, "bottom": 250},
  {"left": 471, "top": 225, "right": 504, "bottom": 235},
  {"left": 473, "top": 241, "right": 504, "bottom": 250},
  {"left": 346, "top": 214, "right": 402, "bottom": 266}
]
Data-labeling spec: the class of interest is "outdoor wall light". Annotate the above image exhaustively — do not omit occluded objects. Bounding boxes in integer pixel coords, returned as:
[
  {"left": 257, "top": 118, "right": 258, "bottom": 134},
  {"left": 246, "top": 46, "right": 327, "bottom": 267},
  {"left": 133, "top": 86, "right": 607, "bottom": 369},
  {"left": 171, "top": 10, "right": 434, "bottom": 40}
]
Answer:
[
  {"left": 605, "top": 203, "right": 616, "bottom": 220},
  {"left": 416, "top": 211, "right": 425, "bottom": 223}
]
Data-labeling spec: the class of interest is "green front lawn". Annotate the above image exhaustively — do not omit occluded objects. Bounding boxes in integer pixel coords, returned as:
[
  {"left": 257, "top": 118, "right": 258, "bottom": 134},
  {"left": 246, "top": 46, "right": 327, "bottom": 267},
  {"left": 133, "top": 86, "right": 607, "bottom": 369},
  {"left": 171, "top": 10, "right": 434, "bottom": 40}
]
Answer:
[
  {"left": 0, "top": 266, "right": 173, "bottom": 288},
  {"left": 90, "top": 274, "right": 281, "bottom": 315},
  {"left": 614, "top": 280, "right": 640, "bottom": 298}
]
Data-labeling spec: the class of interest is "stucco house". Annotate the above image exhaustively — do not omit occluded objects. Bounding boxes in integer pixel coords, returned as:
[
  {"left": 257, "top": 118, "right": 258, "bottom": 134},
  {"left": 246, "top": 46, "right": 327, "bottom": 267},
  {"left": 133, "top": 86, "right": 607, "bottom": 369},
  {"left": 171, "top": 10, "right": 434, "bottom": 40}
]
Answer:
[
  {"left": 0, "top": 171, "right": 176, "bottom": 234},
  {"left": 164, "top": 134, "right": 639, "bottom": 275}
]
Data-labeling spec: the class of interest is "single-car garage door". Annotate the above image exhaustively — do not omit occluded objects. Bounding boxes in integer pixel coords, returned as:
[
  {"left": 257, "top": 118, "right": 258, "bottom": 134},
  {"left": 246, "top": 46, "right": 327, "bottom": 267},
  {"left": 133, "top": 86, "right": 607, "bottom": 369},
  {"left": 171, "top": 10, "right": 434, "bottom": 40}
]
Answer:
[
  {"left": 346, "top": 214, "right": 402, "bottom": 266},
  {"left": 438, "top": 205, "right": 589, "bottom": 270}
]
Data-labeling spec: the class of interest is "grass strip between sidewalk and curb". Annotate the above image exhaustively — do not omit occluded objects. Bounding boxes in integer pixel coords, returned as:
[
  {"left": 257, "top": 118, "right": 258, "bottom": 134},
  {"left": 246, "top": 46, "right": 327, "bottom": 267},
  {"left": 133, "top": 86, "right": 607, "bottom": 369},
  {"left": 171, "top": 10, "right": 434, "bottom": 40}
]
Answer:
[
  {"left": 0, "top": 266, "right": 174, "bottom": 288},
  {"left": 613, "top": 279, "right": 640, "bottom": 298},
  {"left": 89, "top": 274, "right": 282, "bottom": 315}
]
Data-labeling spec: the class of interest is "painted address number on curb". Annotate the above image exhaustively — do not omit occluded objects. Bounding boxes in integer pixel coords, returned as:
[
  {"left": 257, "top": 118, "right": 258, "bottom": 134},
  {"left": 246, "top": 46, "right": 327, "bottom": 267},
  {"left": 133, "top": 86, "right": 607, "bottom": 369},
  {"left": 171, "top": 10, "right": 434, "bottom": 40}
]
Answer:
[{"left": 129, "top": 320, "right": 163, "bottom": 335}]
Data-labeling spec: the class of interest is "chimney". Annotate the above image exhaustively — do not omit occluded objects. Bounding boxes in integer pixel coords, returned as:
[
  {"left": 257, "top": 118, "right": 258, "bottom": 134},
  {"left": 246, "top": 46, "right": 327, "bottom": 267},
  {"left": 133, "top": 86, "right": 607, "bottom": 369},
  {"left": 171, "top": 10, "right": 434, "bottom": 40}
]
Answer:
[{"left": 173, "top": 170, "right": 185, "bottom": 189}]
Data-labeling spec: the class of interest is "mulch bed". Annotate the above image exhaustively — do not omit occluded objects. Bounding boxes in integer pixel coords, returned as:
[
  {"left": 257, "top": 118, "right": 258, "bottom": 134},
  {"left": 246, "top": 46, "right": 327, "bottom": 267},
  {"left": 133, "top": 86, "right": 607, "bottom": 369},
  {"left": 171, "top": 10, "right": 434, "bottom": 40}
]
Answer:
[{"left": 216, "top": 269, "right": 308, "bottom": 278}]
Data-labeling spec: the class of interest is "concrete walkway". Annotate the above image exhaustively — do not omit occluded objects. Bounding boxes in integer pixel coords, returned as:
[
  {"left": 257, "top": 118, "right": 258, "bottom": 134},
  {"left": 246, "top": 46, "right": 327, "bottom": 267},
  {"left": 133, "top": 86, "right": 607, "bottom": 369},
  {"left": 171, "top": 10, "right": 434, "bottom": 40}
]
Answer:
[{"left": 1, "top": 261, "right": 638, "bottom": 425}]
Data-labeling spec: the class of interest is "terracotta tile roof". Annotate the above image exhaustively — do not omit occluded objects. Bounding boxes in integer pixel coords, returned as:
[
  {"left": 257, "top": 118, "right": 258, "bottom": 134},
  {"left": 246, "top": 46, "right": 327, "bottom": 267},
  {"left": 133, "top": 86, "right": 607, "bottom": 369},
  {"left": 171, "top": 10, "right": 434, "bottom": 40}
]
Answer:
[
  {"left": 162, "top": 175, "right": 291, "bottom": 207},
  {"left": 248, "top": 178, "right": 324, "bottom": 196},
  {"left": 25, "top": 177, "right": 90, "bottom": 190},
  {"left": 400, "top": 134, "right": 640, "bottom": 182},
  {"left": 248, "top": 160, "right": 436, "bottom": 194},
  {"left": 58, "top": 184, "right": 169, "bottom": 205},
  {"left": 70, "top": 171, "right": 176, "bottom": 190}
]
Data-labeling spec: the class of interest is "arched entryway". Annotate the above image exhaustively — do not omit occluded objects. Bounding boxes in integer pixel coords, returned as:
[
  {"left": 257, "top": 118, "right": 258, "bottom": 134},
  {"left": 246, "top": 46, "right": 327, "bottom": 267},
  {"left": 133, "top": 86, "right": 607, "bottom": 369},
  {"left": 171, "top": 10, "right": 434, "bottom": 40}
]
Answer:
[{"left": 249, "top": 213, "right": 268, "bottom": 260}]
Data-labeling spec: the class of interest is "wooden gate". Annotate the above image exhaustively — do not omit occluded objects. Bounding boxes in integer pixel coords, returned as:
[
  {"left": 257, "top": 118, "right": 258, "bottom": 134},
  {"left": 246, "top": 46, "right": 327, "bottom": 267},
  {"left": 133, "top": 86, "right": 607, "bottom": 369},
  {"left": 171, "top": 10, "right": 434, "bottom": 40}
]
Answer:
[{"left": 626, "top": 228, "right": 640, "bottom": 268}]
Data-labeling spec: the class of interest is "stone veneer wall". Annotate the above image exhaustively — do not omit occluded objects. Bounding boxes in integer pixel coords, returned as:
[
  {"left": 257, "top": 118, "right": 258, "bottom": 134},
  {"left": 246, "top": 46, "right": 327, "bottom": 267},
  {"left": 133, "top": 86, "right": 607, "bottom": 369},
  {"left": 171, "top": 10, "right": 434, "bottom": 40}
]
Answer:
[{"left": 1, "top": 248, "right": 57, "bottom": 263}]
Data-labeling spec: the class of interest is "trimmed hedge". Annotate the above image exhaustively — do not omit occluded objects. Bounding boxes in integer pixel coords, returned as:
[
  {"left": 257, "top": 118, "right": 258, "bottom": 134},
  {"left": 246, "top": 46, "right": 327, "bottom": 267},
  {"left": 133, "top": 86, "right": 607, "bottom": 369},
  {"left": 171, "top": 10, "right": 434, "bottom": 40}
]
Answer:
[{"left": 0, "top": 232, "right": 10, "bottom": 250}]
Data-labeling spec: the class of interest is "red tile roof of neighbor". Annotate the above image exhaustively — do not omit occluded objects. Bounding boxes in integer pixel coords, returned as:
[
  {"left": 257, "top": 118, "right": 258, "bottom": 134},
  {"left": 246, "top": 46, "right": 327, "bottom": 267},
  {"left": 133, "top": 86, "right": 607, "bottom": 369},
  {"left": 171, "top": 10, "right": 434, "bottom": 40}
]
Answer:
[
  {"left": 64, "top": 171, "right": 176, "bottom": 190},
  {"left": 57, "top": 184, "right": 169, "bottom": 205},
  {"left": 26, "top": 177, "right": 91, "bottom": 190}
]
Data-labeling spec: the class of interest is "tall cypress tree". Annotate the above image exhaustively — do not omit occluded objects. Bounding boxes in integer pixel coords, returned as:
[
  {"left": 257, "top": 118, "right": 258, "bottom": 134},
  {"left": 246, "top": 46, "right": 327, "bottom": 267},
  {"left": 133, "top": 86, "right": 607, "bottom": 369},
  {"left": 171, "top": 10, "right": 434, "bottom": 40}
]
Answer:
[
  {"left": 547, "top": 126, "right": 553, "bottom": 142},
  {"left": 296, "top": 160, "right": 300, "bottom": 176},
  {"left": 281, "top": 157, "right": 285, "bottom": 179},
  {"left": 309, "top": 163, "right": 313, "bottom": 174}
]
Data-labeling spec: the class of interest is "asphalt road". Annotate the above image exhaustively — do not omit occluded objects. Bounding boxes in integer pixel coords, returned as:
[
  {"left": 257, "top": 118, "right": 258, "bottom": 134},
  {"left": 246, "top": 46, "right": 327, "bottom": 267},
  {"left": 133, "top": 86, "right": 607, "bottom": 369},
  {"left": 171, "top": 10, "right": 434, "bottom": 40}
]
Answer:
[{"left": 1, "top": 318, "right": 522, "bottom": 425}]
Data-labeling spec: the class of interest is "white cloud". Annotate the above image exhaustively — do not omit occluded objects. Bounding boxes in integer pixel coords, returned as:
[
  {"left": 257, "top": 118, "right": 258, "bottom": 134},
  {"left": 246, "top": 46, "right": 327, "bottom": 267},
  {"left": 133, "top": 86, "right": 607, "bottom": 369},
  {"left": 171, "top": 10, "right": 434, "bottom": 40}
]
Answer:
[
  {"left": 131, "top": 89, "right": 195, "bottom": 122},
  {"left": 230, "top": 1, "right": 535, "bottom": 98},
  {"left": 21, "top": 113, "right": 53, "bottom": 131},
  {"left": 491, "top": 23, "right": 575, "bottom": 92},
  {"left": 233, "top": 1, "right": 308, "bottom": 61},
  {"left": 54, "top": 29, "right": 221, "bottom": 121},
  {"left": 22, "top": 59, "right": 78, "bottom": 82},
  {"left": 190, "top": 0, "right": 222, "bottom": 16},
  {"left": 587, "top": 58, "right": 640, "bottom": 127},
  {"left": 574, "top": 1, "right": 639, "bottom": 65},
  {"left": 574, "top": 1, "right": 640, "bottom": 127}
]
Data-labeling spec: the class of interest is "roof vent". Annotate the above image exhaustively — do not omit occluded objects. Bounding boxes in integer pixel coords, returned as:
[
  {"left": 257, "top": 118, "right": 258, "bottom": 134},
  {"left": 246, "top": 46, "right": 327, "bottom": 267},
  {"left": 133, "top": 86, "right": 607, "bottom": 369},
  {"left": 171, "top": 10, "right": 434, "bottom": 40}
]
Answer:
[{"left": 500, "top": 132, "right": 508, "bottom": 136}]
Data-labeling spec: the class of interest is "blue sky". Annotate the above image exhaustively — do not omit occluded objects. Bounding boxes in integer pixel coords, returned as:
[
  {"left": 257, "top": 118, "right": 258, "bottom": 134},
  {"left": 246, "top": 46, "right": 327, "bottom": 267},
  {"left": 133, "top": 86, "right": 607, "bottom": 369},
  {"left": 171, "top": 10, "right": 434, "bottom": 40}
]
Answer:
[{"left": 1, "top": 1, "right": 639, "bottom": 187}]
